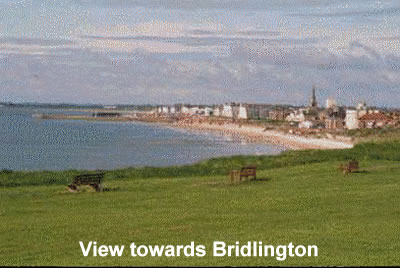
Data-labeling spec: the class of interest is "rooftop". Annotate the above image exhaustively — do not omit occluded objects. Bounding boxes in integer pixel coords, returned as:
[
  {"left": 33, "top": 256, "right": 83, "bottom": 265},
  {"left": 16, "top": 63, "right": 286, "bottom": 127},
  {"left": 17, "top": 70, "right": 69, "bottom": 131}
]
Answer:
[{"left": 359, "top": 112, "right": 391, "bottom": 121}]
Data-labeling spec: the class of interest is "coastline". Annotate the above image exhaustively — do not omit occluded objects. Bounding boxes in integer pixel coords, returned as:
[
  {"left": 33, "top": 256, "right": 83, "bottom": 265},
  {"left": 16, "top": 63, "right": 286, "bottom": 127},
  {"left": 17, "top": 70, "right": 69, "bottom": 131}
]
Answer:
[
  {"left": 36, "top": 113, "right": 354, "bottom": 150},
  {"left": 171, "top": 121, "right": 353, "bottom": 150}
]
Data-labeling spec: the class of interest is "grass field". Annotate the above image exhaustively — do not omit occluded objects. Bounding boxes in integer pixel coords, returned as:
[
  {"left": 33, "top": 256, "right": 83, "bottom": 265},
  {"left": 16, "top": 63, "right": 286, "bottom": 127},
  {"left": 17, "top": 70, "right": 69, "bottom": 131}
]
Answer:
[{"left": 1, "top": 141, "right": 400, "bottom": 266}]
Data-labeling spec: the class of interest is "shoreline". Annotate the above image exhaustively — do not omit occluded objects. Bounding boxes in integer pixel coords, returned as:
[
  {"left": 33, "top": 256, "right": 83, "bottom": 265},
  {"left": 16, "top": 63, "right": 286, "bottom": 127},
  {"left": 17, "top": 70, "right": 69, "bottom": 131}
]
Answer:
[
  {"left": 171, "top": 121, "right": 353, "bottom": 150},
  {"left": 36, "top": 113, "right": 354, "bottom": 150}
]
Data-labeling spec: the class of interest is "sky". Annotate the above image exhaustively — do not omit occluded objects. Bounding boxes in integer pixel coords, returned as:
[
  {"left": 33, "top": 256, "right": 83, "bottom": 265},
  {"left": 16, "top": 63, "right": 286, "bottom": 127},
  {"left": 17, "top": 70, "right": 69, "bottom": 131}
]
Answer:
[{"left": 0, "top": 0, "right": 399, "bottom": 107}]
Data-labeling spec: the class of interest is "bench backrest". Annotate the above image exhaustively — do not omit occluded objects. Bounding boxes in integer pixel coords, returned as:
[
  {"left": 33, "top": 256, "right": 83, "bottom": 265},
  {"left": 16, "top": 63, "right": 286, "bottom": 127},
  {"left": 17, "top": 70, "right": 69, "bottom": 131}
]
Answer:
[
  {"left": 339, "top": 160, "right": 359, "bottom": 174},
  {"left": 240, "top": 167, "right": 256, "bottom": 176},
  {"left": 74, "top": 173, "right": 105, "bottom": 184},
  {"left": 349, "top": 160, "right": 358, "bottom": 168}
]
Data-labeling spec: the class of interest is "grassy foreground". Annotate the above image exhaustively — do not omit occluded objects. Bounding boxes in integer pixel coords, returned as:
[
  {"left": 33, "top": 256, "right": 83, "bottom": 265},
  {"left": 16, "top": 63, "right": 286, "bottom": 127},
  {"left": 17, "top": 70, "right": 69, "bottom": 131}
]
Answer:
[{"left": 1, "top": 141, "right": 400, "bottom": 266}]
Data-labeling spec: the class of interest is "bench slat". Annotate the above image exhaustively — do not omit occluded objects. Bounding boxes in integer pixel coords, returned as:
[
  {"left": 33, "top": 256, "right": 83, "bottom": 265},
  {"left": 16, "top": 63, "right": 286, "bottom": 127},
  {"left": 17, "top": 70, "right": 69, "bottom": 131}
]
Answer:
[{"left": 72, "top": 173, "right": 105, "bottom": 184}]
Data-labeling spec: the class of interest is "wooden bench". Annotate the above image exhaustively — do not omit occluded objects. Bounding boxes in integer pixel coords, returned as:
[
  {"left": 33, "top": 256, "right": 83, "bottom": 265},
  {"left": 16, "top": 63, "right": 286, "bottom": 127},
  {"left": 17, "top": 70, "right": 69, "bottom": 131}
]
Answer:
[
  {"left": 229, "top": 165, "right": 257, "bottom": 183},
  {"left": 240, "top": 165, "right": 257, "bottom": 181},
  {"left": 339, "top": 160, "right": 359, "bottom": 175},
  {"left": 68, "top": 172, "right": 105, "bottom": 192}
]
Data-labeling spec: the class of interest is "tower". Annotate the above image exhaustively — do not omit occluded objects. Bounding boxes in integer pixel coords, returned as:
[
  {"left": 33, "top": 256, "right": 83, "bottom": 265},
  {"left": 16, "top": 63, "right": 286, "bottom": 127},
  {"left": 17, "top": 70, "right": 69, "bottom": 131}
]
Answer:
[
  {"left": 326, "top": 97, "right": 337, "bottom": 109},
  {"left": 310, "top": 86, "right": 318, "bottom": 108}
]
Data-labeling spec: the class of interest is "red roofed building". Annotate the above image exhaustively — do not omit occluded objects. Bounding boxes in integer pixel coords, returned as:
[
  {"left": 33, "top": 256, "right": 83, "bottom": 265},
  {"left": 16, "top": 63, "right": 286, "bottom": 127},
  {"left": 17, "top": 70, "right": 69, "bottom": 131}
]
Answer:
[{"left": 358, "top": 112, "right": 391, "bottom": 128}]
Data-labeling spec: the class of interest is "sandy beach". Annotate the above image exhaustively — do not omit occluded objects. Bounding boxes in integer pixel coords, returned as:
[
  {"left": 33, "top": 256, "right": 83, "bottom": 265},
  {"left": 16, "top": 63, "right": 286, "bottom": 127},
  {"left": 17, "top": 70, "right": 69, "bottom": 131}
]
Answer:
[
  {"left": 172, "top": 121, "right": 354, "bottom": 150},
  {"left": 38, "top": 113, "right": 354, "bottom": 150}
]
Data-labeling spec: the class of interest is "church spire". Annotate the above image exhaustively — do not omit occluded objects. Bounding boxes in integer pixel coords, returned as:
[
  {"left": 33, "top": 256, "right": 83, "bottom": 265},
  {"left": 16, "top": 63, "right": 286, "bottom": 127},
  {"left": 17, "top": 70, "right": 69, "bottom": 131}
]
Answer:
[{"left": 310, "top": 85, "right": 318, "bottom": 108}]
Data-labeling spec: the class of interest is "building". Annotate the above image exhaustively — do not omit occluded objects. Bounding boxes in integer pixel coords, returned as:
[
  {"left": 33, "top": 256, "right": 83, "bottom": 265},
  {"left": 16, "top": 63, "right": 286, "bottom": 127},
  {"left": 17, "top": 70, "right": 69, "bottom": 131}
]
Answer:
[
  {"left": 103, "top": 105, "right": 117, "bottom": 109},
  {"left": 286, "top": 109, "right": 306, "bottom": 122},
  {"left": 212, "top": 105, "right": 221, "bottom": 117},
  {"left": 238, "top": 105, "right": 248, "bottom": 119},
  {"left": 309, "top": 86, "right": 318, "bottom": 109},
  {"left": 181, "top": 106, "right": 190, "bottom": 114},
  {"left": 231, "top": 103, "right": 248, "bottom": 120},
  {"left": 356, "top": 101, "right": 367, "bottom": 111},
  {"left": 173, "top": 104, "right": 188, "bottom": 114},
  {"left": 345, "top": 110, "right": 359, "bottom": 129},
  {"left": 325, "top": 117, "right": 345, "bottom": 129},
  {"left": 269, "top": 109, "right": 290, "bottom": 121},
  {"left": 157, "top": 105, "right": 177, "bottom": 115},
  {"left": 93, "top": 112, "right": 121, "bottom": 118},
  {"left": 201, "top": 107, "right": 213, "bottom": 116},
  {"left": 356, "top": 101, "right": 368, "bottom": 118},
  {"left": 344, "top": 101, "right": 385, "bottom": 129},
  {"left": 319, "top": 105, "right": 345, "bottom": 121},
  {"left": 326, "top": 98, "right": 337, "bottom": 109},
  {"left": 246, "top": 104, "right": 271, "bottom": 120},
  {"left": 163, "top": 106, "right": 169, "bottom": 114},
  {"left": 299, "top": 120, "right": 314, "bottom": 129},
  {"left": 358, "top": 112, "right": 391, "bottom": 128},
  {"left": 221, "top": 104, "right": 233, "bottom": 118},
  {"left": 190, "top": 106, "right": 200, "bottom": 115}
]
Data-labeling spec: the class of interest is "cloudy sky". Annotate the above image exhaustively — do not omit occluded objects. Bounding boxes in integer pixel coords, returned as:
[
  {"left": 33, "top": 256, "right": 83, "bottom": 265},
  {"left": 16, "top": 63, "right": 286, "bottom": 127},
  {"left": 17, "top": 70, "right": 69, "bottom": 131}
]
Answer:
[{"left": 0, "top": 0, "right": 399, "bottom": 107}]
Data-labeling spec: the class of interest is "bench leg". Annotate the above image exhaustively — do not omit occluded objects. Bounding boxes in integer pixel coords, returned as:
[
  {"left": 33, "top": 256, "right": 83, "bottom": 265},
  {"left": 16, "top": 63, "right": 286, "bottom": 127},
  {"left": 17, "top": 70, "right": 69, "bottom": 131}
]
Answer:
[
  {"left": 67, "top": 184, "right": 78, "bottom": 191},
  {"left": 90, "top": 184, "right": 101, "bottom": 192}
]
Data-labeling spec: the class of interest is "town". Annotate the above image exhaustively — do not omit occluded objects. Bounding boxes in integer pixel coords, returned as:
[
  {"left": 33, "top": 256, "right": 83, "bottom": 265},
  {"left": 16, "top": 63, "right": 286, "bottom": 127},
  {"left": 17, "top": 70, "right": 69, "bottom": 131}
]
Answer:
[
  {"left": 95, "top": 86, "right": 399, "bottom": 139},
  {"left": 24, "top": 86, "right": 400, "bottom": 148}
]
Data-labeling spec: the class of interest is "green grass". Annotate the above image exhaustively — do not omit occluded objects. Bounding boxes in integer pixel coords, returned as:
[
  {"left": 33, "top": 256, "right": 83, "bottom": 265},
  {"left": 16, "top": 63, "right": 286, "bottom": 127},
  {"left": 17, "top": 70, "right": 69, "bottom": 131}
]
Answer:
[
  {"left": 2, "top": 140, "right": 400, "bottom": 188},
  {"left": 1, "top": 142, "right": 400, "bottom": 266},
  {"left": 344, "top": 126, "right": 400, "bottom": 142}
]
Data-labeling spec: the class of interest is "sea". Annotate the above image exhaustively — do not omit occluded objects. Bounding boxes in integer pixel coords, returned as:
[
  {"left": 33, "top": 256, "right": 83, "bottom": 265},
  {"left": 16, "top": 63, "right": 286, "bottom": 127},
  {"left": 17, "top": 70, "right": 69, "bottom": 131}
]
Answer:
[{"left": 0, "top": 106, "right": 285, "bottom": 171}]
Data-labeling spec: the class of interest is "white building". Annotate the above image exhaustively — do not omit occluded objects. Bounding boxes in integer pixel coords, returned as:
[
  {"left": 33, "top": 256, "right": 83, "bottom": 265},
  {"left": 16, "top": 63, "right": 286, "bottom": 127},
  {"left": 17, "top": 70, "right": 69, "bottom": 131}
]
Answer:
[
  {"left": 162, "top": 106, "right": 169, "bottom": 114},
  {"left": 356, "top": 101, "right": 367, "bottom": 111},
  {"left": 326, "top": 98, "right": 337, "bottom": 109},
  {"left": 286, "top": 109, "right": 306, "bottom": 122},
  {"left": 202, "top": 107, "right": 213, "bottom": 116},
  {"left": 104, "top": 105, "right": 117, "bottom": 109},
  {"left": 345, "top": 110, "right": 359, "bottom": 129},
  {"left": 181, "top": 106, "right": 190, "bottom": 114},
  {"left": 299, "top": 121, "right": 314, "bottom": 129},
  {"left": 356, "top": 101, "right": 368, "bottom": 118},
  {"left": 221, "top": 104, "right": 233, "bottom": 118},
  {"left": 213, "top": 106, "right": 221, "bottom": 117},
  {"left": 170, "top": 106, "right": 176, "bottom": 114},
  {"left": 238, "top": 105, "right": 248, "bottom": 119},
  {"left": 190, "top": 107, "right": 200, "bottom": 114}
]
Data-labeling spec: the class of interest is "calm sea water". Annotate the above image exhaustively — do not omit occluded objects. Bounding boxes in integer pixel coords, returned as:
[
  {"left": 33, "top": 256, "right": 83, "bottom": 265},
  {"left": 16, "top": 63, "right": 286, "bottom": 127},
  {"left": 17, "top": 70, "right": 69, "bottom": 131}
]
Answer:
[{"left": 0, "top": 107, "right": 285, "bottom": 171}]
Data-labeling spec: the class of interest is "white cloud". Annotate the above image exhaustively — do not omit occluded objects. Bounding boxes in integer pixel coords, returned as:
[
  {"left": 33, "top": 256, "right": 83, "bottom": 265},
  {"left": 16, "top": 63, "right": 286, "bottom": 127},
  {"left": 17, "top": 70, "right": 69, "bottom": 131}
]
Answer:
[{"left": 1, "top": 0, "right": 400, "bottom": 106}]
